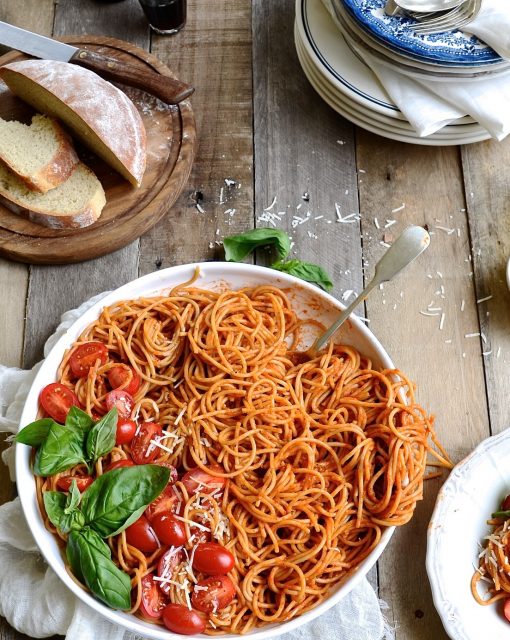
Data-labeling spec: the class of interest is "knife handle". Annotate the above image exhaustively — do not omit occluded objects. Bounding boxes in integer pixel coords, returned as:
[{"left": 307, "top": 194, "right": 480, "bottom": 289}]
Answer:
[{"left": 70, "top": 49, "right": 194, "bottom": 104}]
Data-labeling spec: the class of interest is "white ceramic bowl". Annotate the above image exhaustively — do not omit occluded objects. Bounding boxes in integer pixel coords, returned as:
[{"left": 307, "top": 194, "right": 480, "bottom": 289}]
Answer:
[
  {"left": 427, "top": 428, "right": 510, "bottom": 640},
  {"left": 16, "top": 262, "right": 396, "bottom": 640}
]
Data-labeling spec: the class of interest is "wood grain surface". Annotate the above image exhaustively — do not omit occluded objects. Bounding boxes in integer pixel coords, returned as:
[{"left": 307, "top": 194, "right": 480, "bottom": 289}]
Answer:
[{"left": 1, "top": 0, "right": 510, "bottom": 639}]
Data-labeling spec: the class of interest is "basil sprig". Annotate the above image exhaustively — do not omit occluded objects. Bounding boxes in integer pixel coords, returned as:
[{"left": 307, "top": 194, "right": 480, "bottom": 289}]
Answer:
[
  {"left": 43, "top": 465, "right": 170, "bottom": 610},
  {"left": 224, "top": 228, "right": 291, "bottom": 262},
  {"left": 272, "top": 259, "right": 333, "bottom": 292},
  {"left": 223, "top": 227, "right": 333, "bottom": 291},
  {"left": 17, "top": 407, "right": 118, "bottom": 476}
]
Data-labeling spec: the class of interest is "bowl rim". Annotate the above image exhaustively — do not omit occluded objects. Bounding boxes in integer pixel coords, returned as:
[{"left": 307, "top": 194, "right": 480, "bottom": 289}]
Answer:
[{"left": 15, "top": 261, "right": 396, "bottom": 640}]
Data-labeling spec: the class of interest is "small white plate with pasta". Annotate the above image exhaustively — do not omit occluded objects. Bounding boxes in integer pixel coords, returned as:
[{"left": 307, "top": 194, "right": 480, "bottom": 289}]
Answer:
[{"left": 427, "top": 428, "right": 510, "bottom": 640}]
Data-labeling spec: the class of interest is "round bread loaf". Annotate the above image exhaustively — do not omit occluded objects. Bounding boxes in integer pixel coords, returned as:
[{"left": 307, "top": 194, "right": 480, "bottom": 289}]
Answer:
[{"left": 0, "top": 60, "right": 147, "bottom": 187}]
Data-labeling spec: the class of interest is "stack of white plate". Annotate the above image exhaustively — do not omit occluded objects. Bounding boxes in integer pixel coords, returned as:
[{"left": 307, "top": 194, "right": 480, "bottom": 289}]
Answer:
[{"left": 294, "top": 0, "right": 495, "bottom": 145}]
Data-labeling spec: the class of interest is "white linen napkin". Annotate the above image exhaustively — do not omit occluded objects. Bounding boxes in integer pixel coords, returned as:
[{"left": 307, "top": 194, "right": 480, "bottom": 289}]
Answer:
[
  {"left": 321, "top": 0, "right": 510, "bottom": 139},
  {"left": 0, "top": 294, "right": 394, "bottom": 640}
]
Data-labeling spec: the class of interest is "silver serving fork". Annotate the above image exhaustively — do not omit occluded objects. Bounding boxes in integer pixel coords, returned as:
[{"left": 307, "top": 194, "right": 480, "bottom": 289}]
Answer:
[{"left": 409, "top": 0, "right": 482, "bottom": 34}]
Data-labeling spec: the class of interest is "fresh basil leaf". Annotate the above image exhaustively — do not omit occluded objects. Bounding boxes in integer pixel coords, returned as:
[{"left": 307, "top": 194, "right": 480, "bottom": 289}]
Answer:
[
  {"left": 44, "top": 488, "right": 85, "bottom": 533},
  {"left": 33, "top": 423, "right": 87, "bottom": 476},
  {"left": 59, "top": 509, "right": 86, "bottom": 535},
  {"left": 81, "top": 465, "right": 170, "bottom": 538},
  {"left": 492, "top": 510, "right": 510, "bottom": 519},
  {"left": 67, "top": 529, "right": 130, "bottom": 610},
  {"left": 224, "top": 228, "right": 291, "bottom": 262},
  {"left": 86, "top": 409, "right": 117, "bottom": 465},
  {"left": 65, "top": 406, "right": 94, "bottom": 440},
  {"left": 43, "top": 491, "right": 67, "bottom": 529},
  {"left": 272, "top": 259, "right": 333, "bottom": 292},
  {"left": 15, "top": 419, "right": 54, "bottom": 446},
  {"left": 65, "top": 479, "right": 81, "bottom": 514}
]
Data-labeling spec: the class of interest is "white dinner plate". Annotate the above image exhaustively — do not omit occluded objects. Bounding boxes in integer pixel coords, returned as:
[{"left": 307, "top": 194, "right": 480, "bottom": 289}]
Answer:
[
  {"left": 427, "top": 428, "right": 510, "bottom": 640},
  {"left": 295, "top": 30, "right": 491, "bottom": 145},
  {"left": 295, "top": 30, "right": 488, "bottom": 139}
]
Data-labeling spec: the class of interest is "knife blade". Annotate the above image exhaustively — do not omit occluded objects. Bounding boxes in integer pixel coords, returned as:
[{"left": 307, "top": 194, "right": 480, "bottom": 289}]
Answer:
[{"left": 0, "top": 21, "right": 194, "bottom": 104}]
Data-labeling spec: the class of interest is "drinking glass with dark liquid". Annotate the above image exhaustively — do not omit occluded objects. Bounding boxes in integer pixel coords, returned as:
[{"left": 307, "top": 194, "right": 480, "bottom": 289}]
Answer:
[{"left": 137, "top": 0, "right": 187, "bottom": 35}]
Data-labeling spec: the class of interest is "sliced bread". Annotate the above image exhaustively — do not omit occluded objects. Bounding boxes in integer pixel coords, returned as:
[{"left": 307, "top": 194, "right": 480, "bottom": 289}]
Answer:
[
  {"left": 0, "top": 114, "right": 79, "bottom": 193},
  {"left": 0, "top": 161, "right": 106, "bottom": 229},
  {"left": 0, "top": 60, "right": 147, "bottom": 187}
]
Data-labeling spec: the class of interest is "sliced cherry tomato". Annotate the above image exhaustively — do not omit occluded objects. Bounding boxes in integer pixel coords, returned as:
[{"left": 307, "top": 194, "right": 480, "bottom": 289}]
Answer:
[
  {"left": 151, "top": 513, "right": 187, "bottom": 547},
  {"left": 503, "top": 598, "right": 510, "bottom": 623},
  {"left": 162, "top": 603, "right": 206, "bottom": 635},
  {"left": 192, "top": 542, "right": 235, "bottom": 575},
  {"left": 501, "top": 495, "right": 510, "bottom": 512},
  {"left": 104, "top": 458, "right": 134, "bottom": 472},
  {"left": 115, "top": 418, "right": 137, "bottom": 445},
  {"left": 125, "top": 515, "right": 159, "bottom": 553},
  {"left": 105, "top": 389, "right": 134, "bottom": 419},
  {"left": 56, "top": 475, "right": 93, "bottom": 492},
  {"left": 191, "top": 575, "right": 235, "bottom": 613},
  {"left": 140, "top": 573, "right": 166, "bottom": 619},
  {"left": 181, "top": 465, "right": 226, "bottom": 497},
  {"left": 69, "top": 342, "right": 108, "bottom": 378},
  {"left": 157, "top": 547, "right": 184, "bottom": 595},
  {"left": 107, "top": 364, "right": 141, "bottom": 396},
  {"left": 146, "top": 484, "right": 180, "bottom": 521},
  {"left": 40, "top": 383, "right": 79, "bottom": 424},
  {"left": 131, "top": 421, "right": 162, "bottom": 464}
]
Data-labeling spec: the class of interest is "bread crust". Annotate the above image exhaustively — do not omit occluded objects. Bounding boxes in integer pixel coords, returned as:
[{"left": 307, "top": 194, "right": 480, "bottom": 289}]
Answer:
[
  {"left": 0, "top": 163, "right": 106, "bottom": 229},
  {"left": 0, "top": 60, "right": 147, "bottom": 187},
  {"left": 0, "top": 116, "right": 79, "bottom": 193}
]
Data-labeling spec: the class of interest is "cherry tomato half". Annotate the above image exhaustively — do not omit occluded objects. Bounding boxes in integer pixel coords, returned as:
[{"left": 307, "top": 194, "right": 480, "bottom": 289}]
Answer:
[
  {"left": 125, "top": 515, "right": 159, "bottom": 553},
  {"left": 151, "top": 513, "right": 187, "bottom": 547},
  {"left": 162, "top": 603, "right": 206, "bottom": 635},
  {"left": 140, "top": 573, "right": 166, "bottom": 619},
  {"left": 40, "top": 383, "right": 79, "bottom": 424},
  {"left": 107, "top": 364, "right": 141, "bottom": 396},
  {"left": 157, "top": 547, "right": 184, "bottom": 595},
  {"left": 193, "top": 542, "right": 235, "bottom": 575},
  {"left": 181, "top": 465, "right": 226, "bottom": 497},
  {"left": 56, "top": 475, "right": 93, "bottom": 492},
  {"left": 115, "top": 418, "right": 137, "bottom": 446},
  {"left": 105, "top": 389, "right": 134, "bottom": 419},
  {"left": 191, "top": 575, "right": 235, "bottom": 613},
  {"left": 501, "top": 495, "right": 510, "bottom": 512},
  {"left": 104, "top": 458, "right": 134, "bottom": 472},
  {"left": 69, "top": 342, "right": 108, "bottom": 378},
  {"left": 146, "top": 485, "right": 180, "bottom": 521},
  {"left": 503, "top": 598, "right": 510, "bottom": 623},
  {"left": 131, "top": 421, "right": 162, "bottom": 464}
]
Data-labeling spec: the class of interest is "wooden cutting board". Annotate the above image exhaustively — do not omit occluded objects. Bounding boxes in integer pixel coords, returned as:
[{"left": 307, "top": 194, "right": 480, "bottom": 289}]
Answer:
[{"left": 0, "top": 36, "right": 196, "bottom": 264}]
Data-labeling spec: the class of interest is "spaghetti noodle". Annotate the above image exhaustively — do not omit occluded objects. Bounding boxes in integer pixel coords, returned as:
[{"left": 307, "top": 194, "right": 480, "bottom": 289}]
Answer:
[{"left": 35, "top": 281, "right": 451, "bottom": 634}]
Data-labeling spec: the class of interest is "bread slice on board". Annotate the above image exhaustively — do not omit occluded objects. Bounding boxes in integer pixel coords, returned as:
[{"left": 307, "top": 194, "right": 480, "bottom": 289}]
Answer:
[
  {"left": 0, "top": 114, "right": 79, "bottom": 193},
  {"left": 0, "top": 60, "right": 147, "bottom": 187},
  {"left": 0, "top": 161, "right": 106, "bottom": 229}
]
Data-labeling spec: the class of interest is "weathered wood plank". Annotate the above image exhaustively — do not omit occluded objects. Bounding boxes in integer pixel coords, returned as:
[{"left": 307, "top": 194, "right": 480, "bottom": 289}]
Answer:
[
  {"left": 139, "top": 0, "right": 254, "bottom": 273},
  {"left": 252, "top": 0, "right": 362, "bottom": 301},
  {"left": 462, "top": 138, "right": 510, "bottom": 435},
  {"left": 356, "top": 132, "right": 490, "bottom": 638},
  {"left": 22, "top": 0, "right": 150, "bottom": 368}
]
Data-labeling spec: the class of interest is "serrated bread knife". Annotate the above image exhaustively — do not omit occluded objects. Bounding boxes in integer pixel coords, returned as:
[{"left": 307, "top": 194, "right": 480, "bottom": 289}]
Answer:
[{"left": 0, "top": 20, "right": 194, "bottom": 104}]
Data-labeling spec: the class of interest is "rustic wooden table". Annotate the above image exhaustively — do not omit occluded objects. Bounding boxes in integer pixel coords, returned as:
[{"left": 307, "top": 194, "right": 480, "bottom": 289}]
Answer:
[{"left": 1, "top": 0, "right": 510, "bottom": 638}]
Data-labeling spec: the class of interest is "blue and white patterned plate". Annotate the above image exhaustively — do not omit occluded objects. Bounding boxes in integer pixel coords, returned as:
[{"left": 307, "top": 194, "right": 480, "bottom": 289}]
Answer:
[{"left": 339, "top": 0, "right": 501, "bottom": 66}]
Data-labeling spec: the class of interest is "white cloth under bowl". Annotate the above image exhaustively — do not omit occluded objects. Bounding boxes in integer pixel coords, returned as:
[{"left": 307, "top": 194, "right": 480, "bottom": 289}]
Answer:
[
  {"left": 0, "top": 293, "right": 393, "bottom": 640},
  {"left": 322, "top": 0, "right": 510, "bottom": 139}
]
